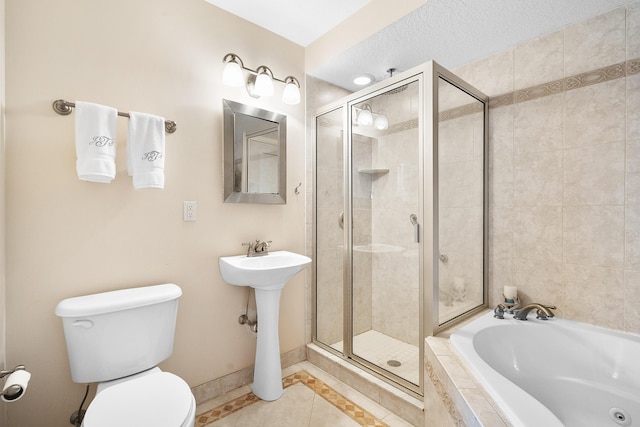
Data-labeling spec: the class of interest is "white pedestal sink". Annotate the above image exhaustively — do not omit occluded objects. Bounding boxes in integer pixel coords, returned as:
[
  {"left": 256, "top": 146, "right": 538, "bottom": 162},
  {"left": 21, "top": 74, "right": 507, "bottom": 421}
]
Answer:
[{"left": 219, "top": 251, "right": 311, "bottom": 401}]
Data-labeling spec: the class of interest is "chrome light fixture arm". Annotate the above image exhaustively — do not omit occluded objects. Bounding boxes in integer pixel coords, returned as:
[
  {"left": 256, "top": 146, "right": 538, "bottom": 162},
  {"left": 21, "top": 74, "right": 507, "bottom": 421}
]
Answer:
[{"left": 222, "top": 53, "right": 301, "bottom": 104}]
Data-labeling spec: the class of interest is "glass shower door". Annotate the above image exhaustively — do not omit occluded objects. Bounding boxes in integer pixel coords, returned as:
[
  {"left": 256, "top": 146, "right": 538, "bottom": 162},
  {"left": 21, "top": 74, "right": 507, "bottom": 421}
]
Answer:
[
  {"left": 436, "top": 77, "right": 487, "bottom": 325},
  {"left": 350, "top": 79, "right": 422, "bottom": 388},
  {"left": 315, "top": 106, "right": 345, "bottom": 351}
]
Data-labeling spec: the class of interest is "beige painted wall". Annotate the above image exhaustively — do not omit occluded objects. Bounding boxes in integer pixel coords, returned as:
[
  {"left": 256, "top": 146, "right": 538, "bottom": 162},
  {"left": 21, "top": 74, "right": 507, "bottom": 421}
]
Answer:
[
  {"left": 1, "top": 0, "right": 6, "bottom": 424},
  {"left": 4, "top": 0, "right": 305, "bottom": 425}
]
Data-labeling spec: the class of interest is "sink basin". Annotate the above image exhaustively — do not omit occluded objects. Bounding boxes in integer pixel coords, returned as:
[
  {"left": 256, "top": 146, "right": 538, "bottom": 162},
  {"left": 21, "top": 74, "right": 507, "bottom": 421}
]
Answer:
[
  {"left": 218, "top": 250, "right": 311, "bottom": 401},
  {"left": 219, "top": 250, "right": 311, "bottom": 290}
]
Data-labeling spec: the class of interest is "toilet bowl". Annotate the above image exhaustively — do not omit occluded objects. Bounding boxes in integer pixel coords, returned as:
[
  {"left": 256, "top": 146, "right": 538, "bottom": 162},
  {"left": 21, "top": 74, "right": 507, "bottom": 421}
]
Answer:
[{"left": 82, "top": 368, "right": 195, "bottom": 427}]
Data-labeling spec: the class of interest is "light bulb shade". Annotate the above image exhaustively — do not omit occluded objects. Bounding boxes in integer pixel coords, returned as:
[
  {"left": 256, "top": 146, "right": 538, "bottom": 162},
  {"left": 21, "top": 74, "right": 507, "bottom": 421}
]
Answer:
[
  {"left": 222, "top": 60, "right": 244, "bottom": 87},
  {"left": 282, "top": 81, "right": 301, "bottom": 105},
  {"left": 254, "top": 71, "right": 274, "bottom": 97},
  {"left": 357, "top": 108, "right": 373, "bottom": 126},
  {"left": 374, "top": 114, "right": 389, "bottom": 130}
]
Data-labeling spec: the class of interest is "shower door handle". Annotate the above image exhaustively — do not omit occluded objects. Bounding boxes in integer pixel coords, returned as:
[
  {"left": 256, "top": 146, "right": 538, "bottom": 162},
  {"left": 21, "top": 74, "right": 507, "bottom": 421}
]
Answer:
[{"left": 410, "top": 214, "right": 419, "bottom": 243}]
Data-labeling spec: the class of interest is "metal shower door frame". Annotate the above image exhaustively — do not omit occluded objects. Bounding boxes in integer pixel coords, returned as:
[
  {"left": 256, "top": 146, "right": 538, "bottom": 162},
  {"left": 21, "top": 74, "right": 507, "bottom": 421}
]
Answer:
[{"left": 312, "top": 60, "right": 489, "bottom": 398}]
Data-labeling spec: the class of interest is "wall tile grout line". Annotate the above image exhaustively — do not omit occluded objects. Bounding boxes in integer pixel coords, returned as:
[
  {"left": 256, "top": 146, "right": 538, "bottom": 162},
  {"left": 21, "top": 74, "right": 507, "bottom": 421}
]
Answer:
[{"left": 491, "top": 58, "right": 640, "bottom": 109}]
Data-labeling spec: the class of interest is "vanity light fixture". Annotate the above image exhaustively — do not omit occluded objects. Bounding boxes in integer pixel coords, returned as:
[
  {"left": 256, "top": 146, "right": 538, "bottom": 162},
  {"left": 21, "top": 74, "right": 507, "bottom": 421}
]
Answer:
[
  {"left": 354, "top": 104, "right": 388, "bottom": 130},
  {"left": 374, "top": 114, "right": 389, "bottom": 130},
  {"left": 254, "top": 66, "right": 274, "bottom": 97},
  {"left": 282, "top": 77, "right": 301, "bottom": 105},
  {"left": 222, "top": 53, "right": 301, "bottom": 105},
  {"left": 357, "top": 104, "right": 374, "bottom": 126},
  {"left": 222, "top": 54, "right": 245, "bottom": 87}
]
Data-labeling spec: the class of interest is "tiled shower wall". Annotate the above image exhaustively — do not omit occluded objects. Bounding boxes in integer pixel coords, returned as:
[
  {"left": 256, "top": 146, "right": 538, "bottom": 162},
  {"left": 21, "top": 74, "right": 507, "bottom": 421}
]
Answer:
[
  {"left": 314, "top": 117, "right": 345, "bottom": 345},
  {"left": 454, "top": 2, "right": 640, "bottom": 332},
  {"left": 438, "top": 105, "right": 485, "bottom": 316},
  {"left": 369, "top": 113, "right": 420, "bottom": 345}
]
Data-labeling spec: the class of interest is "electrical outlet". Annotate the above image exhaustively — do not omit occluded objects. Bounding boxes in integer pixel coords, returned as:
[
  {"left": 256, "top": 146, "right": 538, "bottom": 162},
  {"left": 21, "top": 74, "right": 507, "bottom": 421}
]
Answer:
[{"left": 183, "top": 201, "right": 197, "bottom": 221}]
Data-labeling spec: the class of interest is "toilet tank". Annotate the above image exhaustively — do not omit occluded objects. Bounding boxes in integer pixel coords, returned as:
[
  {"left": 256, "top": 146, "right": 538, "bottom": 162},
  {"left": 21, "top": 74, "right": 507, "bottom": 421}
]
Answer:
[{"left": 55, "top": 284, "right": 182, "bottom": 383}]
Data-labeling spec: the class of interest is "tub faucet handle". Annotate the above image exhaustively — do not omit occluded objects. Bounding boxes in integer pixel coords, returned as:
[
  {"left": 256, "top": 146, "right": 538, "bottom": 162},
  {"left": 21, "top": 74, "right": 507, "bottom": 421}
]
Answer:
[{"left": 535, "top": 310, "right": 548, "bottom": 320}]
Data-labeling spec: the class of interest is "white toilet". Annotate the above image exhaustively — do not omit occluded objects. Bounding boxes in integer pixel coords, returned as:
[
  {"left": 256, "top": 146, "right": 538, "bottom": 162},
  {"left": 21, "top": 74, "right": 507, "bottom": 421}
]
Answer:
[{"left": 55, "top": 283, "right": 196, "bottom": 427}]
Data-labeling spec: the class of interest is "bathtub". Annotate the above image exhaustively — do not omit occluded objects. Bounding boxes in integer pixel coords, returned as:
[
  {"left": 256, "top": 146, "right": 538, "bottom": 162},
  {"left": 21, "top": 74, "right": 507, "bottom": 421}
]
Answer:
[{"left": 450, "top": 311, "right": 640, "bottom": 427}]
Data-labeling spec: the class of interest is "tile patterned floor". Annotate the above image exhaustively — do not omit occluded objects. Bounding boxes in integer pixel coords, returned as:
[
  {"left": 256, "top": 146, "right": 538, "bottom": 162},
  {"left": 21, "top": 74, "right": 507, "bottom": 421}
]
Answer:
[
  {"left": 195, "top": 362, "right": 415, "bottom": 427},
  {"left": 196, "top": 370, "right": 387, "bottom": 427}
]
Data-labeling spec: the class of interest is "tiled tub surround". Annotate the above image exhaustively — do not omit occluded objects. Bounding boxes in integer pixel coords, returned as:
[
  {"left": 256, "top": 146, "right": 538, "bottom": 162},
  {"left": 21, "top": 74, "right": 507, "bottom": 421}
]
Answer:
[
  {"left": 424, "top": 310, "right": 510, "bottom": 427},
  {"left": 452, "top": 2, "right": 640, "bottom": 334}
]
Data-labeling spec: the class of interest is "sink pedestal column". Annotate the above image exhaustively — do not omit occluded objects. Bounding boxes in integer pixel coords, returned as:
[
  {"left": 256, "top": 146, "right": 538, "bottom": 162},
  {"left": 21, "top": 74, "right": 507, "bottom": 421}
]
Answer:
[{"left": 252, "top": 287, "right": 284, "bottom": 401}]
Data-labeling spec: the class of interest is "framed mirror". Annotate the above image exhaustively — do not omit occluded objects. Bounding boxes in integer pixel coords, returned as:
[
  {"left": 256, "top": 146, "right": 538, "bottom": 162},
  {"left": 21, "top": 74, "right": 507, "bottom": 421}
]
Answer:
[{"left": 223, "top": 99, "right": 287, "bottom": 204}]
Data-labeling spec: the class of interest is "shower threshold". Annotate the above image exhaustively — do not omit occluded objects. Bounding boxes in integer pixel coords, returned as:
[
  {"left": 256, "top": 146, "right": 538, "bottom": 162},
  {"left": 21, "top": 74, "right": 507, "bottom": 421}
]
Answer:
[{"left": 307, "top": 342, "right": 424, "bottom": 427}]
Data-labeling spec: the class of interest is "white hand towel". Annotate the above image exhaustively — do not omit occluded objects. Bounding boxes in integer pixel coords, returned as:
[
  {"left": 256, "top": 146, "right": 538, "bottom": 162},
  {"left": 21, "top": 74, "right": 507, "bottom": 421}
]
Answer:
[
  {"left": 127, "top": 112, "right": 165, "bottom": 190},
  {"left": 75, "top": 101, "right": 117, "bottom": 183}
]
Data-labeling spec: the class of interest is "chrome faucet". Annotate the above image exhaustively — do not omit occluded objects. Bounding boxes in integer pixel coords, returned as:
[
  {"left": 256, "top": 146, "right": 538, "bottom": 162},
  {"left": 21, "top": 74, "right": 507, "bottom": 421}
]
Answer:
[
  {"left": 254, "top": 240, "right": 271, "bottom": 253},
  {"left": 242, "top": 240, "right": 272, "bottom": 257},
  {"left": 513, "top": 303, "right": 556, "bottom": 320}
]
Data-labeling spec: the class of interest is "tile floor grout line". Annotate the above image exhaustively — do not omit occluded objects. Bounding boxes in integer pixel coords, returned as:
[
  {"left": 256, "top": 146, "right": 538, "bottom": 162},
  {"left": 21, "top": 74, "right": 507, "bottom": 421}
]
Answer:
[
  {"left": 293, "top": 371, "right": 389, "bottom": 427},
  {"left": 195, "top": 370, "right": 389, "bottom": 427}
]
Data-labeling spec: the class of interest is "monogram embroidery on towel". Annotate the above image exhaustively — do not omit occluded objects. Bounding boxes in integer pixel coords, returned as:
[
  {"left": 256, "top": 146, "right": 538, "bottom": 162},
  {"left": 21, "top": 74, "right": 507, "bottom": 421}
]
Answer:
[
  {"left": 89, "top": 136, "right": 114, "bottom": 147},
  {"left": 142, "top": 151, "right": 163, "bottom": 162}
]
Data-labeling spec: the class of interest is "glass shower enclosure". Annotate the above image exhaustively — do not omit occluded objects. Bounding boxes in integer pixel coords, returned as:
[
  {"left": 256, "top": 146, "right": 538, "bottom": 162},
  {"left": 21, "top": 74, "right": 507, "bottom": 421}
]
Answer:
[{"left": 313, "top": 61, "right": 488, "bottom": 396}]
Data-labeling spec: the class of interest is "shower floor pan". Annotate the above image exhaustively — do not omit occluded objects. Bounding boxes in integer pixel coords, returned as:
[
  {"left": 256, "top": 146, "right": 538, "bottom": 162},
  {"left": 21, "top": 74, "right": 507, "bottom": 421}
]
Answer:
[{"left": 331, "top": 330, "right": 419, "bottom": 385}]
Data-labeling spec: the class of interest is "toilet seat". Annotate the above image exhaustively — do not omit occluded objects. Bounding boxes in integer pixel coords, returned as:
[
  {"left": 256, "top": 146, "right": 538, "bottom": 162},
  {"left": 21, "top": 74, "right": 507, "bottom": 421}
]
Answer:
[{"left": 83, "top": 372, "right": 194, "bottom": 427}]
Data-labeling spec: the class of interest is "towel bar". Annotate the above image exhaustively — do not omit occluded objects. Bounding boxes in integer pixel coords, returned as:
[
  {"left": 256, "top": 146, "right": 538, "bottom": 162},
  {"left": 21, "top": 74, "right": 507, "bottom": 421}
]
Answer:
[{"left": 52, "top": 99, "right": 177, "bottom": 134}]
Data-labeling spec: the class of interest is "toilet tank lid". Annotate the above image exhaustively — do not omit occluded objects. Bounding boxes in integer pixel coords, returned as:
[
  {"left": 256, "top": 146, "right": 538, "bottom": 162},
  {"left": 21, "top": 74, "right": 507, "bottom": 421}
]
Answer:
[{"left": 55, "top": 284, "right": 182, "bottom": 317}]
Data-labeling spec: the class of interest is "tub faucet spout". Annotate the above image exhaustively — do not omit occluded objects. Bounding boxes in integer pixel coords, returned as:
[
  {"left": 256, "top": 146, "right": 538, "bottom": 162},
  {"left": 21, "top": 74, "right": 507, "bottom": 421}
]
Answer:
[{"left": 513, "top": 303, "right": 556, "bottom": 321}]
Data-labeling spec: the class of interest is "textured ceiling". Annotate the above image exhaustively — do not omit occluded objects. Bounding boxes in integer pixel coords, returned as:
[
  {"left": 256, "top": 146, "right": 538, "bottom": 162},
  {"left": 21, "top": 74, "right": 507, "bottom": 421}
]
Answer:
[
  {"left": 309, "top": 0, "right": 632, "bottom": 91},
  {"left": 203, "top": 0, "right": 371, "bottom": 47}
]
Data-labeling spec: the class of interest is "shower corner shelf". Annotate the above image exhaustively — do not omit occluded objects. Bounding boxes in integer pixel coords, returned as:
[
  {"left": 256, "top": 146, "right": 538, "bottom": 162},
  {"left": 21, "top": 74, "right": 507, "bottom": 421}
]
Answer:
[{"left": 358, "top": 168, "right": 389, "bottom": 175}]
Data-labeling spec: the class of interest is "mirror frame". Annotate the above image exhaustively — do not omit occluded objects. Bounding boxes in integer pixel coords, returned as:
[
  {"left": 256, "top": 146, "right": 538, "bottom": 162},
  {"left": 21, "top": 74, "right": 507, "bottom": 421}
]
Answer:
[{"left": 223, "top": 99, "right": 287, "bottom": 204}]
